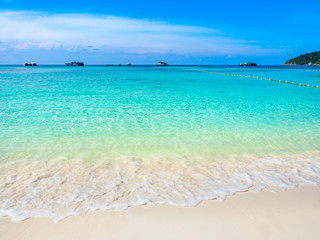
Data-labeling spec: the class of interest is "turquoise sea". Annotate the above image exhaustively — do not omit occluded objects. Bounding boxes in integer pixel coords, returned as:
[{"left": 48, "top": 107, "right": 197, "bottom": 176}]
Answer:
[{"left": 1, "top": 65, "right": 320, "bottom": 221}]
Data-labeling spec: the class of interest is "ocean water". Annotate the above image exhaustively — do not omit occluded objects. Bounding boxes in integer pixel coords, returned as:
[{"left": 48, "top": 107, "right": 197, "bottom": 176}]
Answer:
[{"left": 1, "top": 65, "right": 320, "bottom": 221}]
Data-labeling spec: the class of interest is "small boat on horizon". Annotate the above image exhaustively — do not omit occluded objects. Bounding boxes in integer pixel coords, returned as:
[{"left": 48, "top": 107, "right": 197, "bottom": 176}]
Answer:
[
  {"left": 24, "top": 63, "right": 37, "bottom": 66},
  {"left": 156, "top": 61, "right": 168, "bottom": 66},
  {"left": 239, "top": 62, "right": 257, "bottom": 67},
  {"left": 66, "top": 61, "right": 84, "bottom": 66}
]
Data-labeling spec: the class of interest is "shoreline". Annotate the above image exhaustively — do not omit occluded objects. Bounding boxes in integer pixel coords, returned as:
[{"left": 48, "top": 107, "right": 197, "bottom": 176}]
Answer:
[
  {"left": 1, "top": 184, "right": 320, "bottom": 240},
  {"left": 1, "top": 154, "right": 320, "bottom": 221}
]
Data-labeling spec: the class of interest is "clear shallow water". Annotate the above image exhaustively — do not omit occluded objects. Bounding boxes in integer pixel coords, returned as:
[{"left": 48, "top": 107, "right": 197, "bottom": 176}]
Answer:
[{"left": 1, "top": 65, "right": 320, "bottom": 221}]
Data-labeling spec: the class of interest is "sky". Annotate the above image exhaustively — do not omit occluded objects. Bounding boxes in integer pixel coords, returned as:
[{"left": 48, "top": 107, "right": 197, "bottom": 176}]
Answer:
[{"left": 0, "top": 0, "right": 319, "bottom": 64}]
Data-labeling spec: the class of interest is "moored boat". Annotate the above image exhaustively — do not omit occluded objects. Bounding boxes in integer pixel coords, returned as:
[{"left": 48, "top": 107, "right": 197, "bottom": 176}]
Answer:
[
  {"left": 65, "top": 61, "right": 84, "bottom": 66},
  {"left": 239, "top": 62, "right": 257, "bottom": 66},
  {"left": 24, "top": 63, "right": 37, "bottom": 66},
  {"left": 156, "top": 61, "right": 168, "bottom": 66}
]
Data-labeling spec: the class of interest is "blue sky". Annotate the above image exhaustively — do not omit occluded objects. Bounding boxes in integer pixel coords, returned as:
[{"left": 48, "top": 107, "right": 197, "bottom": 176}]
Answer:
[{"left": 0, "top": 0, "right": 319, "bottom": 64}]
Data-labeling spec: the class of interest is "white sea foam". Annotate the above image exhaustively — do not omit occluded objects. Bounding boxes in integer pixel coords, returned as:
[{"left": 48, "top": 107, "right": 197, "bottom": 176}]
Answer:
[{"left": 0, "top": 153, "right": 320, "bottom": 222}]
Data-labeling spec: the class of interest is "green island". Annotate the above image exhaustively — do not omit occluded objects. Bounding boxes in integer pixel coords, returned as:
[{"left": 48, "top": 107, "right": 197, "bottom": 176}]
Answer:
[{"left": 285, "top": 51, "right": 320, "bottom": 65}]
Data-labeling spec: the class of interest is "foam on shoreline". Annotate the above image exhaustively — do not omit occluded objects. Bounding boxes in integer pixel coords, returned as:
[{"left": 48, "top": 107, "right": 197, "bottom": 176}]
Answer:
[{"left": 1, "top": 153, "right": 320, "bottom": 222}]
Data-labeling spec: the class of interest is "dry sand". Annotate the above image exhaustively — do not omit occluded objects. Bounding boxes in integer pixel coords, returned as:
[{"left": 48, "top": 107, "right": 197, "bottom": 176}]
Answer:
[{"left": 1, "top": 185, "right": 320, "bottom": 240}]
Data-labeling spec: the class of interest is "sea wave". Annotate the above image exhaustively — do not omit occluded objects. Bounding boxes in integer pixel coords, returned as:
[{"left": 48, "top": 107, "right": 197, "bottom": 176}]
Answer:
[{"left": 0, "top": 153, "right": 320, "bottom": 222}]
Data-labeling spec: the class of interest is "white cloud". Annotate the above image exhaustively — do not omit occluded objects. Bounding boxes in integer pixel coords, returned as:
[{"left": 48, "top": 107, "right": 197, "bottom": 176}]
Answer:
[{"left": 0, "top": 10, "right": 277, "bottom": 56}]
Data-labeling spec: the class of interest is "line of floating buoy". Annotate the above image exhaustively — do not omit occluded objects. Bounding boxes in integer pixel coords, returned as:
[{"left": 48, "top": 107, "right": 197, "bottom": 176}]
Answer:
[{"left": 187, "top": 69, "right": 320, "bottom": 89}]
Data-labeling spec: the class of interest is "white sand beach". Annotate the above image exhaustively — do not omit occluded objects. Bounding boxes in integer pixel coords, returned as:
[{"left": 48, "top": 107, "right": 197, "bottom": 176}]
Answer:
[{"left": 1, "top": 185, "right": 320, "bottom": 240}]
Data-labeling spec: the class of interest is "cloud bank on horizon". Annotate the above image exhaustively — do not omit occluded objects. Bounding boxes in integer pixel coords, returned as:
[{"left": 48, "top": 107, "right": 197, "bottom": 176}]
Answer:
[{"left": 0, "top": 10, "right": 281, "bottom": 63}]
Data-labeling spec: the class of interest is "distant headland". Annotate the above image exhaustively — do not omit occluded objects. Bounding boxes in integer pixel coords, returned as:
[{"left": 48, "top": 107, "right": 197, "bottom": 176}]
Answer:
[{"left": 285, "top": 51, "right": 320, "bottom": 65}]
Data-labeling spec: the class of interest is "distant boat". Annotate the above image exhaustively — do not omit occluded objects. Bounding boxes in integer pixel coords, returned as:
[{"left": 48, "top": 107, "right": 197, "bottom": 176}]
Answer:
[
  {"left": 239, "top": 62, "right": 257, "bottom": 66},
  {"left": 127, "top": 63, "right": 132, "bottom": 66},
  {"left": 156, "top": 61, "right": 168, "bottom": 66},
  {"left": 65, "top": 61, "right": 84, "bottom": 66},
  {"left": 24, "top": 63, "right": 37, "bottom": 66},
  {"left": 308, "top": 62, "right": 313, "bottom": 66}
]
